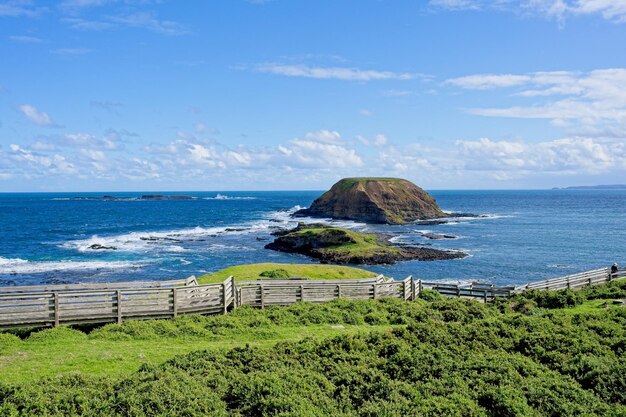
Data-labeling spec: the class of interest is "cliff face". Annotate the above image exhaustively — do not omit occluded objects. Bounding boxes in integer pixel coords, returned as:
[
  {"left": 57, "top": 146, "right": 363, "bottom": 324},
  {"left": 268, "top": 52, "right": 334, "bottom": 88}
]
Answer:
[{"left": 295, "top": 178, "right": 445, "bottom": 224}]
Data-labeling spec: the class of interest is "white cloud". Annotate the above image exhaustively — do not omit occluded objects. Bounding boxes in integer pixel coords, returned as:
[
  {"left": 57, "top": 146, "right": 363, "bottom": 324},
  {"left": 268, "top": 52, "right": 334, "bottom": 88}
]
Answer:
[
  {"left": 456, "top": 136, "right": 624, "bottom": 173},
  {"left": 30, "top": 141, "right": 57, "bottom": 151},
  {"left": 357, "top": 134, "right": 388, "bottom": 147},
  {"left": 108, "top": 12, "right": 188, "bottom": 35},
  {"left": 0, "top": 0, "right": 46, "bottom": 17},
  {"left": 63, "top": 131, "right": 124, "bottom": 150},
  {"left": 429, "top": 0, "right": 482, "bottom": 10},
  {"left": 448, "top": 69, "right": 626, "bottom": 130},
  {"left": 19, "top": 104, "right": 57, "bottom": 127},
  {"left": 446, "top": 74, "right": 532, "bottom": 90},
  {"left": 9, "top": 35, "right": 44, "bottom": 43},
  {"left": 9, "top": 144, "right": 77, "bottom": 175},
  {"left": 256, "top": 63, "right": 420, "bottom": 81},
  {"left": 62, "top": 10, "right": 188, "bottom": 34},
  {"left": 430, "top": 0, "right": 626, "bottom": 23}
]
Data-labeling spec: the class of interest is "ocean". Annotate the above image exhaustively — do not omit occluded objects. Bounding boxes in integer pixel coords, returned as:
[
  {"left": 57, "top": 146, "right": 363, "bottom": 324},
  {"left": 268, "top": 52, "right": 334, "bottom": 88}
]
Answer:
[{"left": 0, "top": 190, "right": 624, "bottom": 287}]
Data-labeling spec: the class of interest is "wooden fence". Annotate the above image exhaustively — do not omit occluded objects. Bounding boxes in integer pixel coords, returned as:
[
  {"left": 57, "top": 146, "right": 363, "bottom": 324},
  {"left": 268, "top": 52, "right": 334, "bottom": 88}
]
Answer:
[
  {"left": 0, "top": 277, "right": 234, "bottom": 328},
  {"left": 0, "top": 276, "right": 198, "bottom": 294},
  {"left": 234, "top": 275, "right": 412, "bottom": 308},
  {"left": 513, "top": 267, "right": 625, "bottom": 292},
  {"left": 0, "top": 266, "right": 624, "bottom": 329}
]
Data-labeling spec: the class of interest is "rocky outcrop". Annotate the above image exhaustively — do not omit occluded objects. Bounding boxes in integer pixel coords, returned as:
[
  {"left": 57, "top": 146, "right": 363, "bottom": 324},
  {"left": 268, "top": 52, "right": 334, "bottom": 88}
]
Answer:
[
  {"left": 265, "top": 223, "right": 466, "bottom": 265},
  {"left": 140, "top": 195, "right": 194, "bottom": 200},
  {"left": 295, "top": 178, "right": 446, "bottom": 224}
]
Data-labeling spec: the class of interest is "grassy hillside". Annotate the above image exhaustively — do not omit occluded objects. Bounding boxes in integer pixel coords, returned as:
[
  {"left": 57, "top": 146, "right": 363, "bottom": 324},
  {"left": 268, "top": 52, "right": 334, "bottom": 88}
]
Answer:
[
  {"left": 197, "top": 263, "right": 376, "bottom": 284},
  {"left": 1, "top": 280, "right": 626, "bottom": 416}
]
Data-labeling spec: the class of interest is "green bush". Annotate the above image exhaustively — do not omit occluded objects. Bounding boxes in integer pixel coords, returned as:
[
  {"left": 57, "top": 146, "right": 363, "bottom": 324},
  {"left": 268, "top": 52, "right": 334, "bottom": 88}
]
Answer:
[
  {"left": 418, "top": 289, "right": 441, "bottom": 302},
  {"left": 259, "top": 269, "right": 291, "bottom": 279}
]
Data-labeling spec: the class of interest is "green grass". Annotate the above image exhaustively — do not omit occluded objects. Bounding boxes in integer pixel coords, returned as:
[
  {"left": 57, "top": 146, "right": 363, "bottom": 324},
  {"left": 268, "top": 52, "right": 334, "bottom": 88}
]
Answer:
[
  {"left": 290, "top": 227, "right": 399, "bottom": 257},
  {"left": 338, "top": 177, "right": 403, "bottom": 190},
  {"left": 197, "top": 263, "right": 376, "bottom": 284},
  {"left": 559, "top": 298, "right": 623, "bottom": 314},
  {"left": 0, "top": 322, "right": 393, "bottom": 384}
]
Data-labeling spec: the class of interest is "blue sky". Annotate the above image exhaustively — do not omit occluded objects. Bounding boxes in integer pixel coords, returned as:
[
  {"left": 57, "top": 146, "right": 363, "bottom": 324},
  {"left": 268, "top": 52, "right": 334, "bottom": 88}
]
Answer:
[{"left": 1, "top": 0, "right": 626, "bottom": 191}]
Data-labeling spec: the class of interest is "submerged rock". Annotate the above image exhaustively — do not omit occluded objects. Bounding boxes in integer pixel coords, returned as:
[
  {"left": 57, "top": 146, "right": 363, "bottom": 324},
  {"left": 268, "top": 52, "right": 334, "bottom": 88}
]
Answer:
[
  {"left": 140, "top": 195, "right": 194, "bottom": 200},
  {"left": 295, "top": 177, "right": 446, "bottom": 224},
  {"left": 89, "top": 244, "right": 117, "bottom": 250},
  {"left": 422, "top": 233, "right": 458, "bottom": 240}
]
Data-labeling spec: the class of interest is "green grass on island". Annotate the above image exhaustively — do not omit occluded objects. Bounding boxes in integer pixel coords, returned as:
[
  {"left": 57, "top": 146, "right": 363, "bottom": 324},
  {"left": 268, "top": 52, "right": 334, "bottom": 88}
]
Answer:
[
  {"left": 197, "top": 262, "right": 376, "bottom": 284},
  {"left": 296, "top": 227, "right": 398, "bottom": 254},
  {"left": 1, "top": 279, "right": 626, "bottom": 415},
  {"left": 266, "top": 225, "right": 412, "bottom": 264},
  {"left": 338, "top": 177, "right": 405, "bottom": 190}
]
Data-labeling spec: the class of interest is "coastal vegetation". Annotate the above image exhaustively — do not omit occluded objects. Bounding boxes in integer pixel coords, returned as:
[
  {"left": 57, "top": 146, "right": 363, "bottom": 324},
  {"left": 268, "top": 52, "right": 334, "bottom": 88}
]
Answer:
[
  {"left": 1, "top": 279, "right": 626, "bottom": 416},
  {"left": 265, "top": 223, "right": 465, "bottom": 264},
  {"left": 196, "top": 262, "right": 376, "bottom": 284},
  {"left": 295, "top": 177, "right": 446, "bottom": 224}
]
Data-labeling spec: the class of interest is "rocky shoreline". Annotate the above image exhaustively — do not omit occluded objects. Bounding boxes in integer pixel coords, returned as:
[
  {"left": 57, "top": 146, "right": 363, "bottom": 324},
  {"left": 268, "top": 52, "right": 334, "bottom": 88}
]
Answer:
[{"left": 265, "top": 223, "right": 467, "bottom": 265}]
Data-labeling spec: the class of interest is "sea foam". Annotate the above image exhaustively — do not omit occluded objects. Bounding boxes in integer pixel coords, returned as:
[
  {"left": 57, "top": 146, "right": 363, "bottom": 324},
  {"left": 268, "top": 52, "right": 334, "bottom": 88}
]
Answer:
[{"left": 0, "top": 257, "right": 144, "bottom": 274}]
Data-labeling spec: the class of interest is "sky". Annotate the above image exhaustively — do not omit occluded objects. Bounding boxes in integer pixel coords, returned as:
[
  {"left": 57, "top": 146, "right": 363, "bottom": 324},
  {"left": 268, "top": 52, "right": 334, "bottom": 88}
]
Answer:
[{"left": 1, "top": 0, "right": 626, "bottom": 191}]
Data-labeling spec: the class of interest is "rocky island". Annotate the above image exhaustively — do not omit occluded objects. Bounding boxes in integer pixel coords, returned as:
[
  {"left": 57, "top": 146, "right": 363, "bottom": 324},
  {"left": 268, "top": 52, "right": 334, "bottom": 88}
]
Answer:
[
  {"left": 294, "top": 177, "right": 446, "bottom": 224},
  {"left": 265, "top": 223, "right": 466, "bottom": 264}
]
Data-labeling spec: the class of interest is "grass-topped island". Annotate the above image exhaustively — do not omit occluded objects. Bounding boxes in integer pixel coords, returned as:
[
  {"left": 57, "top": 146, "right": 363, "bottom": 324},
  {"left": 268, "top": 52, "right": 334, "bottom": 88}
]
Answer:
[{"left": 264, "top": 223, "right": 466, "bottom": 264}]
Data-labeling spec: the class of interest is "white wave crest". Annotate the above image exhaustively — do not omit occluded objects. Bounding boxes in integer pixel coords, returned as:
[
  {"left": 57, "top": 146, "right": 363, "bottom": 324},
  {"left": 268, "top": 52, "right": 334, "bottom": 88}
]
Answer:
[
  {"left": 204, "top": 194, "right": 257, "bottom": 200},
  {"left": 60, "top": 204, "right": 368, "bottom": 255},
  {"left": 0, "top": 257, "right": 144, "bottom": 274}
]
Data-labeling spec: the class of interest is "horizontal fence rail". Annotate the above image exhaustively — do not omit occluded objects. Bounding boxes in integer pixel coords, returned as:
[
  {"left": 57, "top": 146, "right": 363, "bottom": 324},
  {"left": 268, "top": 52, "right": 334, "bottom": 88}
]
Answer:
[
  {"left": 0, "top": 276, "right": 198, "bottom": 295},
  {"left": 0, "top": 266, "right": 624, "bottom": 329},
  {"left": 0, "top": 277, "right": 233, "bottom": 329},
  {"left": 513, "top": 268, "right": 615, "bottom": 292}
]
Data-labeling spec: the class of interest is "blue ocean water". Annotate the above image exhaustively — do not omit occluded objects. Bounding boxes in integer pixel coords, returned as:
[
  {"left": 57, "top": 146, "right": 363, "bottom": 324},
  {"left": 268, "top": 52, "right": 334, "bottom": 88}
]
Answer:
[{"left": 0, "top": 190, "right": 624, "bottom": 287}]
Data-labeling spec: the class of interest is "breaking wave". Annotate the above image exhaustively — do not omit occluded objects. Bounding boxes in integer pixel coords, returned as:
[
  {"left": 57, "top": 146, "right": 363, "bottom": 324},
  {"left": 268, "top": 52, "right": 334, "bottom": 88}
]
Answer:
[
  {"left": 0, "top": 257, "right": 144, "bottom": 275},
  {"left": 204, "top": 194, "right": 257, "bottom": 200}
]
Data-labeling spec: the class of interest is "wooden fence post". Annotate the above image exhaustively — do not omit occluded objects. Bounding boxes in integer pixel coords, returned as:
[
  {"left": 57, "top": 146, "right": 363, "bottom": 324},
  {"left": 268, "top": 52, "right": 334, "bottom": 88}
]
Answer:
[
  {"left": 373, "top": 284, "right": 378, "bottom": 299},
  {"left": 222, "top": 283, "right": 227, "bottom": 314},
  {"left": 117, "top": 290, "right": 123, "bottom": 324},
  {"left": 456, "top": 285, "right": 461, "bottom": 298},
  {"left": 337, "top": 284, "right": 341, "bottom": 299},
  {"left": 260, "top": 285, "right": 265, "bottom": 309},
  {"left": 300, "top": 284, "right": 304, "bottom": 302},
  {"left": 54, "top": 292, "right": 60, "bottom": 327},
  {"left": 411, "top": 278, "right": 416, "bottom": 300},
  {"left": 172, "top": 288, "right": 178, "bottom": 318}
]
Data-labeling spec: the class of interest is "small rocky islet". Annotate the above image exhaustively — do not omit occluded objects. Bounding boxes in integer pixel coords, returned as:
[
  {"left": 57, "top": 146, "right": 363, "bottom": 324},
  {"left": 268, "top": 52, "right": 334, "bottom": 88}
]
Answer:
[
  {"left": 265, "top": 223, "right": 466, "bottom": 265},
  {"left": 294, "top": 177, "right": 447, "bottom": 224},
  {"left": 266, "top": 177, "right": 470, "bottom": 265}
]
